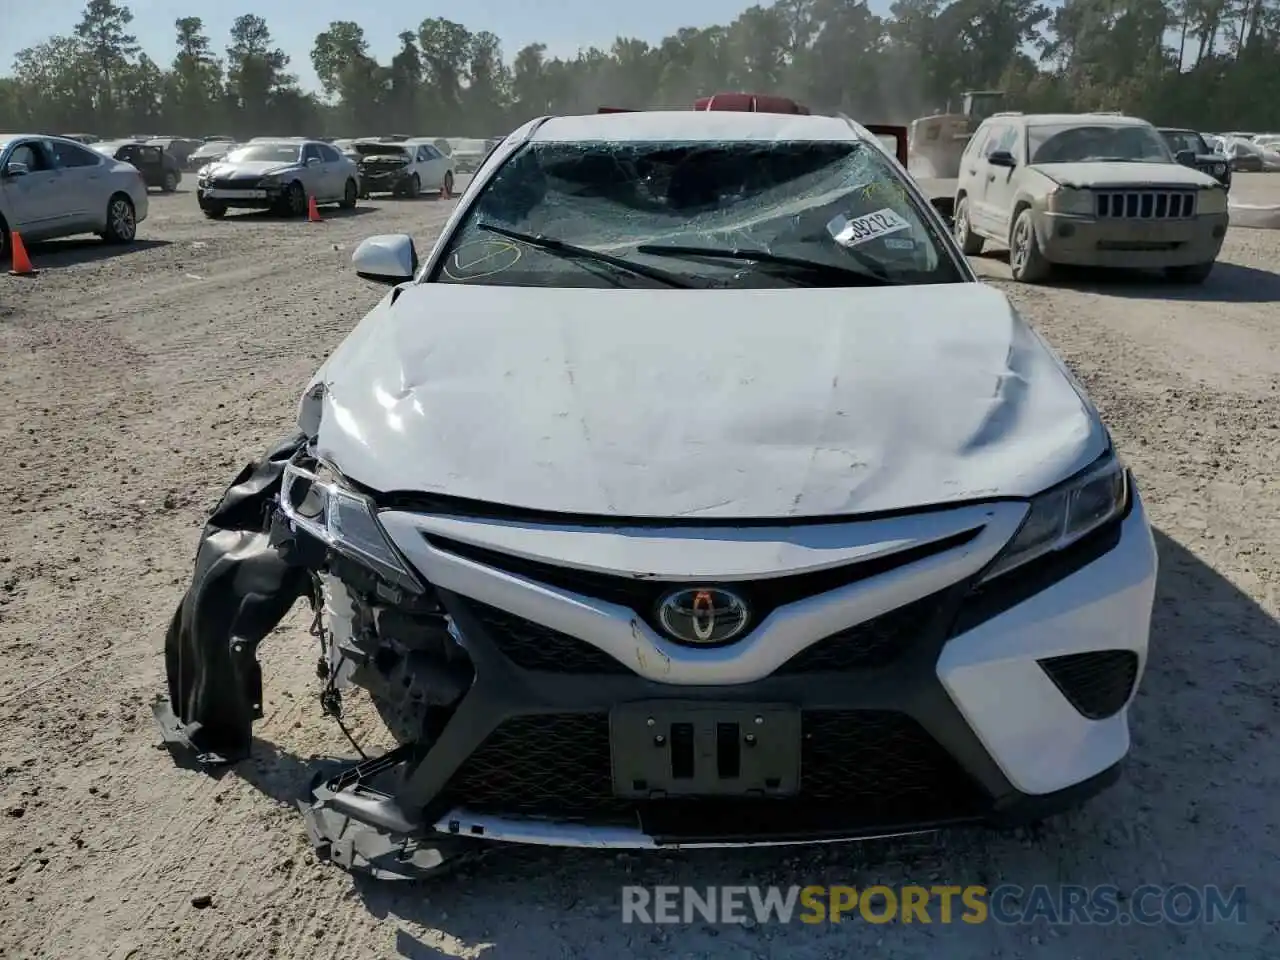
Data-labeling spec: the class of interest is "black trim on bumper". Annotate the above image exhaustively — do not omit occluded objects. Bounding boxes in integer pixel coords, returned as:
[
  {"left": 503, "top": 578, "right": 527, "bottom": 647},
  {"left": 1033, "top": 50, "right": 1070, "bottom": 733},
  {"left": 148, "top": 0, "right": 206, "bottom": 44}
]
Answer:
[{"left": 386, "top": 577, "right": 1032, "bottom": 833}]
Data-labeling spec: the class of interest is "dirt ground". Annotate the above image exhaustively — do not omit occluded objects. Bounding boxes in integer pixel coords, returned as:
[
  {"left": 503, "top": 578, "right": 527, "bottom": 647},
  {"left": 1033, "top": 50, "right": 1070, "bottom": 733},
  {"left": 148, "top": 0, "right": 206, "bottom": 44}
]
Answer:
[{"left": 1, "top": 175, "right": 1278, "bottom": 960}]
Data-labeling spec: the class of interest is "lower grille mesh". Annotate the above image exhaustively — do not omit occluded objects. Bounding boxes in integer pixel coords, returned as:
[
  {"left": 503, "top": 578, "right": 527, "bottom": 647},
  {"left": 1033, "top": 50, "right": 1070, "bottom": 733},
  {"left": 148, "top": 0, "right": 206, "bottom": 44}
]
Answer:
[
  {"left": 1039, "top": 650, "right": 1139, "bottom": 719},
  {"left": 464, "top": 600, "right": 633, "bottom": 674},
  {"left": 433, "top": 710, "right": 984, "bottom": 832}
]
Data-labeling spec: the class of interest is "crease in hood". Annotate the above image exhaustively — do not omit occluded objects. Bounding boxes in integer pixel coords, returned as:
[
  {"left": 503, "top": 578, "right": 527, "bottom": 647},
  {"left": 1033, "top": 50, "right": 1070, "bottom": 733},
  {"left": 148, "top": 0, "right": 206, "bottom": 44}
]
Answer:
[{"left": 307, "top": 282, "right": 1107, "bottom": 519}]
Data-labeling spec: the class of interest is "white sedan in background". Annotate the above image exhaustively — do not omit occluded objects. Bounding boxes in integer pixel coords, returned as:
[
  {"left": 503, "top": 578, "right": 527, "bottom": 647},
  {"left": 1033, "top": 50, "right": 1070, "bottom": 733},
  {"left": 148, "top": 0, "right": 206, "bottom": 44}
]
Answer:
[{"left": 0, "top": 133, "right": 149, "bottom": 259}]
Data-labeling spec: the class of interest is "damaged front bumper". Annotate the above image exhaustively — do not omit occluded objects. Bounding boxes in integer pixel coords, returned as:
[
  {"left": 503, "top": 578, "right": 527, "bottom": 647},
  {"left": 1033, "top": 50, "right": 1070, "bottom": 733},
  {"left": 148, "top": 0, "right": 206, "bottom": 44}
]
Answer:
[{"left": 156, "top": 441, "right": 1151, "bottom": 880}]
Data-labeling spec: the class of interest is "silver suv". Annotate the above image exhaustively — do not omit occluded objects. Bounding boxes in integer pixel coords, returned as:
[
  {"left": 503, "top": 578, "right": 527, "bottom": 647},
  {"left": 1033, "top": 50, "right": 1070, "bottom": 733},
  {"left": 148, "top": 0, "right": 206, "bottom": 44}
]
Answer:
[{"left": 953, "top": 112, "right": 1229, "bottom": 284}]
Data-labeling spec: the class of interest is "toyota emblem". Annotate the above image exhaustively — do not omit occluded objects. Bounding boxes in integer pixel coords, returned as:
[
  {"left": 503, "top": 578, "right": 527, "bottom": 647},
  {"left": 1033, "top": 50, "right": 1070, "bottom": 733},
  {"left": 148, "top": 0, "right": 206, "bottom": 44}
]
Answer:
[{"left": 656, "top": 587, "right": 752, "bottom": 646}]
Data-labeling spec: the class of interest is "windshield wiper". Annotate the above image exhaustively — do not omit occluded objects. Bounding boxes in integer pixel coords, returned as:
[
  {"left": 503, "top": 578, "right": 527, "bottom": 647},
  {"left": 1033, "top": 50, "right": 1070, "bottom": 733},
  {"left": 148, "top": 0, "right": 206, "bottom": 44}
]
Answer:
[
  {"left": 475, "top": 223, "right": 691, "bottom": 288},
  {"left": 634, "top": 244, "right": 899, "bottom": 286}
]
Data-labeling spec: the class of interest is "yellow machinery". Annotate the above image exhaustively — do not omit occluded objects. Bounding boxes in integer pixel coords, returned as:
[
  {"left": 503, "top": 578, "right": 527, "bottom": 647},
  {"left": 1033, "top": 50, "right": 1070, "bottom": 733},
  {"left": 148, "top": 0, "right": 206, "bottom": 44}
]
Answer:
[{"left": 907, "top": 91, "right": 1007, "bottom": 180}]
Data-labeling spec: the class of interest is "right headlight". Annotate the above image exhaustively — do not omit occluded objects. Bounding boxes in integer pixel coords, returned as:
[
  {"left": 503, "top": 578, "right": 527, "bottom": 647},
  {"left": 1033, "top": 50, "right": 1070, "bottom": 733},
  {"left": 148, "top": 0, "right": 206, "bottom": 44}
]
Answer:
[
  {"left": 1045, "top": 187, "right": 1094, "bottom": 216},
  {"left": 280, "top": 457, "right": 426, "bottom": 595},
  {"left": 980, "top": 451, "right": 1129, "bottom": 583}
]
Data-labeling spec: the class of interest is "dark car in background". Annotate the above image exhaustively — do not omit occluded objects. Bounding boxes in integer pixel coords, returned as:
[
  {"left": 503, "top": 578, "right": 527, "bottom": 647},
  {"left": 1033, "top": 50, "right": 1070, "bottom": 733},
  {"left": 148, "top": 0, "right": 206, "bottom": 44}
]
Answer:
[
  {"left": 1159, "top": 127, "right": 1231, "bottom": 187},
  {"left": 93, "top": 140, "right": 183, "bottom": 191}
]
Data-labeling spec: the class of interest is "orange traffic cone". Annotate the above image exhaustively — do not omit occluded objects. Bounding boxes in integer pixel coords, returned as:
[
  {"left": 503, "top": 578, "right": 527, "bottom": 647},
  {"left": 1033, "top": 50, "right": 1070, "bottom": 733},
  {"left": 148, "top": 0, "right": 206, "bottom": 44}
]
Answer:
[
  {"left": 8, "top": 230, "right": 36, "bottom": 276},
  {"left": 307, "top": 195, "right": 322, "bottom": 222}
]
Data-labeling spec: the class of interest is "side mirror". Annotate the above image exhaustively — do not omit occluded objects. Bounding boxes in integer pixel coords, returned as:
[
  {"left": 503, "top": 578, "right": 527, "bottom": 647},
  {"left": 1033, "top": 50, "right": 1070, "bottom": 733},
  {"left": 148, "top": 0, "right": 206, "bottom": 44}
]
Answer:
[
  {"left": 987, "top": 150, "right": 1016, "bottom": 168},
  {"left": 1175, "top": 149, "right": 1196, "bottom": 167},
  {"left": 352, "top": 234, "right": 418, "bottom": 285},
  {"left": 306, "top": 156, "right": 322, "bottom": 166},
  {"left": 3, "top": 160, "right": 30, "bottom": 178},
  {"left": 930, "top": 195, "right": 955, "bottom": 224}
]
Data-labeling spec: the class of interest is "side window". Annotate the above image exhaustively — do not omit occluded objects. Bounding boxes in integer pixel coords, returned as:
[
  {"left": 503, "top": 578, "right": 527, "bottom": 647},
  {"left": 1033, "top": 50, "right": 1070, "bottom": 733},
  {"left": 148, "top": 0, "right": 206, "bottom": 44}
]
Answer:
[
  {"left": 318, "top": 144, "right": 341, "bottom": 162},
  {"left": 52, "top": 141, "right": 103, "bottom": 168},
  {"left": 1002, "top": 126, "right": 1023, "bottom": 163},
  {"left": 994, "top": 126, "right": 1018, "bottom": 156},
  {"left": 9, "top": 143, "right": 42, "bottom": 170},
  {"left": 981, "top": 125, "right": 1007, "bottom": 158},
  {"left": 303, "top": 143, "right": 322, "bottom": 162},
  {"left": 963, "top": 126, "right": 991, "bottom": 162}
]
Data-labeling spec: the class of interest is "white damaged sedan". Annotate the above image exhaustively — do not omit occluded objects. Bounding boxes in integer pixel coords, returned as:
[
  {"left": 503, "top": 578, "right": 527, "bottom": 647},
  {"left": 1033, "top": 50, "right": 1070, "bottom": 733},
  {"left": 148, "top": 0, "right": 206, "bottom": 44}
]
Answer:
[{"left": 157, "top": 108, "right": 1158, "bottom": 878}]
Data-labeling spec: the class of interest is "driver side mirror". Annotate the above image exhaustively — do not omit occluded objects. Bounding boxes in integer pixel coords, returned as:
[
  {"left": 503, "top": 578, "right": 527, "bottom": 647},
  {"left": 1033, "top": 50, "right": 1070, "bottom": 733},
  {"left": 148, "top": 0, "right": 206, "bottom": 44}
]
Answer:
[
  {"left": 987, "top": 150, "right": 1016, "bottom": 168},
  {"left": 1175, "top": 149, "right": 1196, "bottom": 167},
  {"left": 306, "top": 156, "right": 322, "bottom": 167},
  {"left": 352, "top": 234, "right": 418, "bottom": 285},
  {"left": 3, "top": 160, "right": 29, "bottom": 178}
]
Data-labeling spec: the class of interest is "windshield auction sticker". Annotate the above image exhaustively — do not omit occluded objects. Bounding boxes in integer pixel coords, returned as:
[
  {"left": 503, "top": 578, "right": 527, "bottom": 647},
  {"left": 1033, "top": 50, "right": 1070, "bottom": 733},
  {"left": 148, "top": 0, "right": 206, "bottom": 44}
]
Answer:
[{"left": 827, "top": 208, "right": 912, "bottom": 247}]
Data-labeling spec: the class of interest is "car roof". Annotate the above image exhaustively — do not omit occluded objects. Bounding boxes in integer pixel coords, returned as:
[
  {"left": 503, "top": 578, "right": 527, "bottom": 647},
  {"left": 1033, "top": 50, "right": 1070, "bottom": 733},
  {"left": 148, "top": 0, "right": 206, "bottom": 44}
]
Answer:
[
  {"left": 1010, "top": 113, "right": 1151, "bottom": 127},
  {"left": 530, "top": 110, "right": 861, "bottom": 143}
]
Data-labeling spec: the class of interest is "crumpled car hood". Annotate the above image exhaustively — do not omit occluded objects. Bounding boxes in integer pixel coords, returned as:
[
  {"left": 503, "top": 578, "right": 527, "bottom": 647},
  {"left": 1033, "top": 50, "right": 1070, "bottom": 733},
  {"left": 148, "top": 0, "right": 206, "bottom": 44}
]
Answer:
[
  {"left": 307, "top": 283, "right": 1106, "bottom": 519},
  {"left": 1034, "top": 160, "right": 1218, "bottom": 189}
]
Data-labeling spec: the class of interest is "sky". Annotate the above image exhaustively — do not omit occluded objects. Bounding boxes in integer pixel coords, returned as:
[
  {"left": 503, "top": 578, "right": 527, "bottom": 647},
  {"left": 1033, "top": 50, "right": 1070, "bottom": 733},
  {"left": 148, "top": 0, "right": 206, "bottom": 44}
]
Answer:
[{"left": 0, "top": 0, "right": 848, "bottom": 92}]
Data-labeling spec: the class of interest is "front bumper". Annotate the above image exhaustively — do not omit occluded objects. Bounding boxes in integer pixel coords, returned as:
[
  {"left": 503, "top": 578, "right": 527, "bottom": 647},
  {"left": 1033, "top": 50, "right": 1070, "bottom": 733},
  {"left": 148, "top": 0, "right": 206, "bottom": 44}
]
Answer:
[
  {"left": 303, "top": 485, "right": 1155, "bottom": 859},
  {"left": 358, "top": 168, "right": 411, "bottom": 194},
  {"left": 196, "top": 183, "right": 284, "bottom": 209},
  {"left": 1038, "top": 211, "right": 1228, "bottom": 268}
]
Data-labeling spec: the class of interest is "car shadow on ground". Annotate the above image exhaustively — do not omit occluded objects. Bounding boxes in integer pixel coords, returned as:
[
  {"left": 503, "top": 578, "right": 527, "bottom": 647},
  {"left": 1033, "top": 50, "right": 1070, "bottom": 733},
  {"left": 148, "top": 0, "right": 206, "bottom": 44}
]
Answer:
[
  {"left": 18, "top": 237, "right": 171, "bottom": 268},
  {"left": 222, "top": 206, "right": 379, "bottom": 222},
  {"left": 228, "top": 525, "right": 1275, "bottom": 957},
  {"left": 1051, "top": 260, "right": 1280, "bottom": 303}
]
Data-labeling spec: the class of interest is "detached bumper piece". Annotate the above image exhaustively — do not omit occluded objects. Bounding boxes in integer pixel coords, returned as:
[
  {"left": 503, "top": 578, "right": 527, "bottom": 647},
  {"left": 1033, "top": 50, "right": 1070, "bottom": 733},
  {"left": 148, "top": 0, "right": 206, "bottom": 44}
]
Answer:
[{"left": 153, "top": 430, "right": 311, "bottom": 766}]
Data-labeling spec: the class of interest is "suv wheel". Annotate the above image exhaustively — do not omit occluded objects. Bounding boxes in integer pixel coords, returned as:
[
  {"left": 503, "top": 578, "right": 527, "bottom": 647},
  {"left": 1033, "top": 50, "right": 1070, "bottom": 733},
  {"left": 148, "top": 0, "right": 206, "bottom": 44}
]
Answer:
[
  {"left": 954, "top": 197, "right": 984, "bottom": 255},
  {"left": 1009, "top": 208, "right": 1051, "bottom": 283}
]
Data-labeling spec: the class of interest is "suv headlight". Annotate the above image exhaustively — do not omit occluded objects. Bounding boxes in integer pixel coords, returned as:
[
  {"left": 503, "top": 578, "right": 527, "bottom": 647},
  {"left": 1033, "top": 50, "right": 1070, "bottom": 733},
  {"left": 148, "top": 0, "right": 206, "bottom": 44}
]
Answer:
[
  {"left": 280, "top": 458, "right": 425, "bottom": 594},
  {"left": 1198, "top": 187, "right": 1228, "bottom": 214},
  {"left": 980, "top": 452, "right": 1129, "bottom": 582},
  {"left": 1045, "top": 187, "right": 1094, "bottom": 216}
]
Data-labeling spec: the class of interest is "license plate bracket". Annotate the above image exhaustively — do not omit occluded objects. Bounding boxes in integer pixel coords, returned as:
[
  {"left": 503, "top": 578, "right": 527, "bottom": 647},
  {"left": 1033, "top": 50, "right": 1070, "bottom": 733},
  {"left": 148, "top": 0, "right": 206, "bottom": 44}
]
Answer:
[{"left": 610, "top": 701, "right": 800, "bottom": 798}]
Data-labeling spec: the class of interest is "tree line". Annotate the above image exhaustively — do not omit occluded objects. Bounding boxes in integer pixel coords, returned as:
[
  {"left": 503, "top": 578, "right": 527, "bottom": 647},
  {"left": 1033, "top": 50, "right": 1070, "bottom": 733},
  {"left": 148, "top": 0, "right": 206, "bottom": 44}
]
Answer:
[{"left": 1, "top": 0, "right": 1278, "bottom": 140}]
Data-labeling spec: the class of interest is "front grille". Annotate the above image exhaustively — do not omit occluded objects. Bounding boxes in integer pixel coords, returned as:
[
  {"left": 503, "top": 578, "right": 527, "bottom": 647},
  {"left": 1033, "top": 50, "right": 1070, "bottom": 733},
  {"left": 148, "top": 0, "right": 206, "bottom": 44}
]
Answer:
[
  {"left": 433, "top": 710, "right": 984, "bottom": 832},
  {"left": 463, "top": 599, "right": 633, "bottom": 674},
  {"left": 1039, "top": 651, "right": 1139, "bottom": 719},
  {"left": 774, "top": 589, "right": 950, "bottom": 672},
  {"left": 208, "top": 176, "right": 260, "bottom": 189},
  {"left": 428, "top": 528, "right": 979, "bottom": 642},
  {"left": 1094, "top": 190, "right": 1195, "bottom": 219}
]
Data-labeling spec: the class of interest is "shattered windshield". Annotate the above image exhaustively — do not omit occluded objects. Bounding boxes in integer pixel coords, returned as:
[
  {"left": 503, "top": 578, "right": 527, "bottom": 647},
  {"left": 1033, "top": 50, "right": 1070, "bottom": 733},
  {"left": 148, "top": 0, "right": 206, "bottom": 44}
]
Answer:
[
  {"left": 225, "top": 144, "right": 302, "bottom": 164},
  {"left": 1029, "top": 124, "right": 1173, "bottom": 164},
  {"left": 432, "top": 138, "right": 963, "bottom": 289}
]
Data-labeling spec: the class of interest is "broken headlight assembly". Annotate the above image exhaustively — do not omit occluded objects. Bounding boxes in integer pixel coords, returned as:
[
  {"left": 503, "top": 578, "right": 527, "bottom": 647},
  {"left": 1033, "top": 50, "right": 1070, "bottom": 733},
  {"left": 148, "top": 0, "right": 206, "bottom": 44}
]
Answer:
[
  {"left": 980, "top": 450, "right": 1130, "bottom": 583},
  {"left": 279, "top": 456, "right": 426, "bottom": 596}
]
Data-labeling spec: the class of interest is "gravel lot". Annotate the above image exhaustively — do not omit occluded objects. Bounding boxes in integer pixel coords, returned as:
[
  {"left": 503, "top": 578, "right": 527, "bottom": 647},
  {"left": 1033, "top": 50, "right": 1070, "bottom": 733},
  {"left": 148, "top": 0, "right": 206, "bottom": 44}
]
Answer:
[{"left": 1, "top": 175, "right": 1278, "bottom": 960}]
